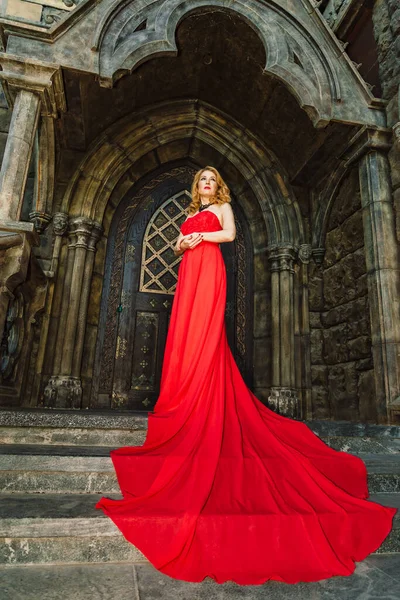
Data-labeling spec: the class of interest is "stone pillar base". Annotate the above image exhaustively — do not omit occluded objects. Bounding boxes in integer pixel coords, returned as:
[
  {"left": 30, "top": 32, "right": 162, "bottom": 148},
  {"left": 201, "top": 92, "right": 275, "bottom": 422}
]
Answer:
[
  {"left": 44, "top": 375, "right": 82, "bottom": 409},
  {"left": 268, "top": 387, "right": 299, "bottom": 419}
]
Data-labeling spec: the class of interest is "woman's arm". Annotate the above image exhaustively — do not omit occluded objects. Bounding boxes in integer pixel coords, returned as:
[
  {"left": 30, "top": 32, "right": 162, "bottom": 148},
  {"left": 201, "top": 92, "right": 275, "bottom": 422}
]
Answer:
[
  {"left": 173, "top": 231, "right": 204, "bottom": 256},
  {"left": 173, "top": 232, "right": 185, "bottom": 257},
  {"left": 202, "top": 203, "right": 236, "bottom": 244}
]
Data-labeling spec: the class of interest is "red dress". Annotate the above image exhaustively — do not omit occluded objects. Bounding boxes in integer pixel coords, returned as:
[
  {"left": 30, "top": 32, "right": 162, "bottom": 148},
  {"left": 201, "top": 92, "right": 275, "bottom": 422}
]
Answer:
[{"left": 96, "top": 210, "right": 396, "bottom": 585}]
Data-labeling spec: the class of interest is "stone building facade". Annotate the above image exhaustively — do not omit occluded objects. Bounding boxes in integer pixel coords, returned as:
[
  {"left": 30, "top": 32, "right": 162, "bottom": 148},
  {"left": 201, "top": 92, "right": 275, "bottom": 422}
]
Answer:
[{"left": 0, "top": 0, "right": 399, "bottom": 424}]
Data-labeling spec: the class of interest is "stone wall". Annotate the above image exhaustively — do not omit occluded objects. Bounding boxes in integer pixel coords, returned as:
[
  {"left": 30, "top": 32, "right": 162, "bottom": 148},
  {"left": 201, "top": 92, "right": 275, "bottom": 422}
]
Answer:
[{"left": 310, "top": 168, "right": 376, "bottom": 422}]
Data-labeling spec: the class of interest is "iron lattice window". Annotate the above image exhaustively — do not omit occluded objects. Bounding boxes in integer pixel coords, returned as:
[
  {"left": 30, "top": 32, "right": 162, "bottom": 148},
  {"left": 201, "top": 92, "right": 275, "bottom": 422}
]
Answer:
[{"left": 139, "top": 190, "right": 192, "bottom": 295}]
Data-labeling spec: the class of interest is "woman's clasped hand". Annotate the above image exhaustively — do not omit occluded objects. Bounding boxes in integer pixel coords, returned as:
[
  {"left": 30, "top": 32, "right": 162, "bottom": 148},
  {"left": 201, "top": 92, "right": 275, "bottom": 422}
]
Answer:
[{"left": 180, "top": 232, "right": 203, "bottom": 250}]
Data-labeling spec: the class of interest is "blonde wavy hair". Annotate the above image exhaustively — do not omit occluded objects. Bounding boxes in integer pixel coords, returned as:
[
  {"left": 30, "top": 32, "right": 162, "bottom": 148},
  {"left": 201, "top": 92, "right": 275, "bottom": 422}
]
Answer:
[{"left": 188, "top": 166, "right": 231, "bottom": 215}]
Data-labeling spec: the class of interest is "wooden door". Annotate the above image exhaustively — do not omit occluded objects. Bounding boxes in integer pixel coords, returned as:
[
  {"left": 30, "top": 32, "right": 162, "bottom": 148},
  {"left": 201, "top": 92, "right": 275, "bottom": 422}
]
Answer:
[{"left": 92, "top": 167, "right": 252, "bottom": 410}]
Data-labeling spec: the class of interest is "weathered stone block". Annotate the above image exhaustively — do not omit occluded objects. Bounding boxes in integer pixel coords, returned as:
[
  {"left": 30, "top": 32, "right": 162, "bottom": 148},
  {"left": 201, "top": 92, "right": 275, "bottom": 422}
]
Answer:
[
  {"left": 323, "top": 324, "right": 349, "bottom": 364},
  {"left": 311, "top": 365, "right": 328, "bottom": 387},
  {"left": 308, "top": 271, "right": 323, "bottom": 311},
  {"left": 321, "top": 295, "right": 369, "bottom": 329},
  {"left": 5, "top": 0, "right": 42, "bottom": 21},
  {"left": 311, "top": 386, "right": 330, "bottom": 419},
  {"left": 323, "top": 249, "right": 367, "bottom": 309},
  {"left": 348, "top": 335, "right": 372, "bottom": 361},
  {"left": 356, "top": 357, "right": 374, "bottom": 371},
  {"left": 328, "top": 363, "right": 358, "bottom": 420},
  {"left": 310, "top": 328, "right": 324, "bottom": 365},
  {"left": 309, "top": 311, "right": 322, "bottom": 329}
]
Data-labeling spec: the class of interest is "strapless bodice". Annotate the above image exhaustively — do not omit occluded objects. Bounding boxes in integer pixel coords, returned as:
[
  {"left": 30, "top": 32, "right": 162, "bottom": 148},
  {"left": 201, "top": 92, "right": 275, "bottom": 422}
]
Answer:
[{"left": 180, "top": 211, "right": 222, "bottom": 236}]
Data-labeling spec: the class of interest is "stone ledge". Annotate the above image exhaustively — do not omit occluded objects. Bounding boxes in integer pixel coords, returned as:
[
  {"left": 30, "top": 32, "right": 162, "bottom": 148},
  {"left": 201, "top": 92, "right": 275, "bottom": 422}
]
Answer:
[
  {"left": 0, "top": 409, "right": 149, "bottom": 429},
  {"left": 1, "top": 410, "right": 400, "bottom": 438}
]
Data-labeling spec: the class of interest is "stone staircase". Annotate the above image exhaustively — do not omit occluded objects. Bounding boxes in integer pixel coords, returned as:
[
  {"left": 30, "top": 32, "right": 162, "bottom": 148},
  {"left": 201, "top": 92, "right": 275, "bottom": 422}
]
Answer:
[{"left": 0, "top": 410, "right": 399, "bottom": 565}]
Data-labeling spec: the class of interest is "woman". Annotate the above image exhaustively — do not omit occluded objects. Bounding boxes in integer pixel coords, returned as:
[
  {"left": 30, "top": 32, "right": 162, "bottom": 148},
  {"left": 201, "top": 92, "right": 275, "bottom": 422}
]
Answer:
[{"left": 96, "top": 167, "right": 396, "bottom": 585}]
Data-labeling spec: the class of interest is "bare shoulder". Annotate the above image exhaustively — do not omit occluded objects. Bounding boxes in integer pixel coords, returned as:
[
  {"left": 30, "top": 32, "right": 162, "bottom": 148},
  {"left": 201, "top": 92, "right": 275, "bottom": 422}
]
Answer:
[
  {"left": 221, "top": 202, "right": 234, "bottom": 215},
  {"left": 220, "top": 202, "right": 235, "bottom": 222}
]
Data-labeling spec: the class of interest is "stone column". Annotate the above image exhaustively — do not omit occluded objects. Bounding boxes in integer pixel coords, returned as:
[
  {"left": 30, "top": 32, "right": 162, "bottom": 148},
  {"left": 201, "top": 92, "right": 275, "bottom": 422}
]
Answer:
[
  {"left": 0, "top": 55, "right": 66, "bottom": 361},
  {"left": 0, "top": 90, "right": 40, "bottom": 222},
  {"left": 343, "top": 127, "right": 400, "bottom": 423},
  {"left": 52, "top": 220, "right": 77, "bottom": 377},
  {"left": 29, "top": 117, "right": 55, "bottom": 233},
  {"left": 72, "top": 222, "right": 103, "bottom": 378},
  {"left": 0, "top": 55, "right": 65, "bottom": 225},
  {"left": 44, "top": 218, "right": 102, "bottom": 408},
  {"left": 298, "top": 244, "right": 312, "bottom": 419},
  {"left": 359, "top": 150, "right": 400, "bottom": 422},
  {"left": 268, "top": 245, "right": 299, "bottom": 418},
  {"left": 31, "top": 213, "right": 68, "bottom": 404}
]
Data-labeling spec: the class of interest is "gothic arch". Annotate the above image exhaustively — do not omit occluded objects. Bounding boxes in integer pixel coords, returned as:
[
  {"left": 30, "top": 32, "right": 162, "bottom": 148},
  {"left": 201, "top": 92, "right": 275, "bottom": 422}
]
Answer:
[
  {"left": 62, "top": 99, "right": 305, "bottom": 247},
  {"left": 94, "top": 0, "right": 342, "bottom": 126}
]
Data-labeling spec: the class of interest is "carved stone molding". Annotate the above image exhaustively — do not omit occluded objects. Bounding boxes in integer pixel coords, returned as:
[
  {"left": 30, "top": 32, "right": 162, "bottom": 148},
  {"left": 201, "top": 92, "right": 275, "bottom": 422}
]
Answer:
[
  {"left": 343, "top": 126, "right": 393, "bottom": 168},
  {"left": 312, "top": 247, "right": 326, "bottom": 266},
  {"left": 0, "top": 54, "right": 66, "bottom": 117},
  {"left": 29, "top": 210, "right": 52, "bottom": 233}
]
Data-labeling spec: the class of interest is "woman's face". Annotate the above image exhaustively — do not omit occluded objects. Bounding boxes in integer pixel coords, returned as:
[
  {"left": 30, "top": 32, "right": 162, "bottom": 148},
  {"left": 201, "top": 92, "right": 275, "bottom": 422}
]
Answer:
[{"left": 198, "top": 170, "right": 218, "bottom": 199}]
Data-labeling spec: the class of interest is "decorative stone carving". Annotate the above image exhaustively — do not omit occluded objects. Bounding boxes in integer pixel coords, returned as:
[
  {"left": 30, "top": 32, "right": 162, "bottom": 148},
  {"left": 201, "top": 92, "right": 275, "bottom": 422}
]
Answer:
[
  {"left": 268, "top": 387, "right": 299, "bottom": 419},
  {"left": 43, "top": 375, "right": 82, "bottom": 409},
  {"left": 299, "top": 244, "right": 312, "bottom": 264},
  {"left": 52, "top": 212, "right": 68, "bottom": 236},
  {"left": 3, "top": 0, "right": 83, "bottom": 29}
]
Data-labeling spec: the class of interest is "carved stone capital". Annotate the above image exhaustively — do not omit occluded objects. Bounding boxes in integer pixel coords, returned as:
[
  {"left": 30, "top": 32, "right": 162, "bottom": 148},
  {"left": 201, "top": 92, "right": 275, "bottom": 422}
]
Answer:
[
  {"left": 312, "top": 247, "right": 325, "bottom": 266},
  {"left": 267, "top": 245, "right": 297, "bottom": 272},
  {"left": 268, "top": 387, "right": 299, "bottom": 419},
  {"left": 43, "top": 375, "right": 82, "bottom": 409},
  {"left": 342, "top": 126, "right": 392, "bottom": 167},
  {"left": 29, "top": 210, "right": 52, "bottom": 233},
  {"left": 69, "top": 217, "right": 93, "bottom": 249},
  {"left": 52, "top": 212, "right": 69, "bottom": 236},
  {"left": 0, "top": 54, "right": 66, "bottom": 118}
]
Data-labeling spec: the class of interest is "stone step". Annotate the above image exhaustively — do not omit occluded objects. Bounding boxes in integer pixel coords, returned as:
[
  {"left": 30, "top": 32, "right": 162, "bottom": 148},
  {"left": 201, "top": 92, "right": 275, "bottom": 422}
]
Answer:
[
  {"left": 0, "top": 447, "right": 399, "bottom": 494},
  {"left": 0, "top": 411, "right": 399, "bottom": 450},
  {"left": 1, "top": 426, "right": 400, "bottom": 454},
  {"left": 0, "top": 492, "right": 398, "bottom": 565}
]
